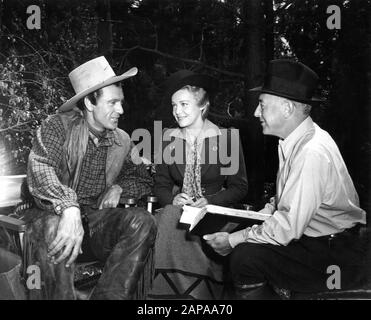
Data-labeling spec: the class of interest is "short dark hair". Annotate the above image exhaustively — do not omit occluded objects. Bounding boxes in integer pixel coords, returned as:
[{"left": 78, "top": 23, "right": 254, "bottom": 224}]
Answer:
[
  {"left": 291, "top": 100, "right": 312, "bottom": 115},
  {"left": 76, "top": 82, "right": 122, "bottom": 111}
]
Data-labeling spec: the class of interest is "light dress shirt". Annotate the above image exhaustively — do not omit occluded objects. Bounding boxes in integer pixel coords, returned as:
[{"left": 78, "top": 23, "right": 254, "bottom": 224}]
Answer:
[{"left": 229, "top": 117, "right": 366, "bottom": 247}]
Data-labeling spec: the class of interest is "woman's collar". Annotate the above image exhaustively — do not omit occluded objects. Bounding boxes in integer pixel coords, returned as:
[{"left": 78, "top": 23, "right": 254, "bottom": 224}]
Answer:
[{"left": 169, "top": 119, "right": 221, "bottom": 140}]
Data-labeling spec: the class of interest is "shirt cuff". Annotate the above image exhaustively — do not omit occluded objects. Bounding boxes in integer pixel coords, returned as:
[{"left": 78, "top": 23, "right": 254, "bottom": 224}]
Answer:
[
  {"left": 54, "top": 200, "right": 79, "bottom": 215},
  {"left": 228, "top": 228, "right": 250, "bottom": 248},
  {"left": 259, "top": 203, "right": 275, "bottom": 215}
]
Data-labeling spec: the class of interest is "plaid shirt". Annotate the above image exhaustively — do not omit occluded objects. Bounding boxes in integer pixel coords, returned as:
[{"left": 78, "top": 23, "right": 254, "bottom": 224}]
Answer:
[{"left": 27, "top": 114, "right": 153, "bottom": 215}]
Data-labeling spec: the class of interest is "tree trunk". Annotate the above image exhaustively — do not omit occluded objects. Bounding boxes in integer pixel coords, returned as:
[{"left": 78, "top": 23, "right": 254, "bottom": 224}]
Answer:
[
  {"left": 0, "top": 0, "right": 3, "bottom": 32},
  {"left": 96, "top": 0, "right": 113, "bottom": 61},
  {"left": 239, "top": 0, "right": 267, "bottom": 207},
  {"left": 264, "top": 0, "right": 274, "bottom": 62},
  {"left": 328, "top": 0, "right": 371, "bottom": 216},
  {"left": 262, "top": 0, "right": 278, "bottom": 191}
]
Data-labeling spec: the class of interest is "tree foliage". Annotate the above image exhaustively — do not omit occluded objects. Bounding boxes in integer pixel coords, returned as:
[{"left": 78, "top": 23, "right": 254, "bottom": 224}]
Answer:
[{"left": 0, "top": 0, "right": 98, "bottom": 174}]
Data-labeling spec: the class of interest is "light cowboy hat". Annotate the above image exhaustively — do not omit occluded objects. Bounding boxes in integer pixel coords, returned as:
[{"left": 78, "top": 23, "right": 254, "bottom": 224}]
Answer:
[{"left": 59, "top": 56, "right": 138, "bottom": 112}]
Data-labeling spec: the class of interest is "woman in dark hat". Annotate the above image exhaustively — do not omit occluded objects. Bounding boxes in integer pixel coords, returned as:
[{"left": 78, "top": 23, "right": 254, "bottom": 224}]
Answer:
[{"left": 149, "top": 70, "right": 248, "bottom": 299}]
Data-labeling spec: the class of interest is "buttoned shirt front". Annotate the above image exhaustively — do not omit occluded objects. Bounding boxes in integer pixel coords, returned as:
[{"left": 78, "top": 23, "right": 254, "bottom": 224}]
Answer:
[{"left": 229, "top": 117, "right": 366, "bottom": 247}]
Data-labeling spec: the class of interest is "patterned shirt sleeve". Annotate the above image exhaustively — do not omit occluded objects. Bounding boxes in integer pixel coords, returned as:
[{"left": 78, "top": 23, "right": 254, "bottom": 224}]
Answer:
[
  {"left": 27, "top": 115, "right": 79, "bottom": 214},
  {"left": 115, "top": 142, "right": 153, "bottom": 201}
]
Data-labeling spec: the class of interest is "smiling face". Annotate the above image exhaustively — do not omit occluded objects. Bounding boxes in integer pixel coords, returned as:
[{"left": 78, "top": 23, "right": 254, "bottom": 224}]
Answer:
[
  {"left": 254, "top": 93, "right": 286, "bottom": 138},
  {"left": 85, "top": 84, "right": 124, "bottom": 132},
  {"left": 171, "top": 87, "right": 207, "bottom": 130}
]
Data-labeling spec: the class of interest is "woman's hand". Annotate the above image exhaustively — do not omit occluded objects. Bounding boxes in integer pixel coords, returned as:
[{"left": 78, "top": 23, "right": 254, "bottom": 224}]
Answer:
[
  {"left": 172, "top": 193, "right": 194, "bottom": 206},
  {"left": 192, "top": 197, "right": 208, "bottom": 208}
]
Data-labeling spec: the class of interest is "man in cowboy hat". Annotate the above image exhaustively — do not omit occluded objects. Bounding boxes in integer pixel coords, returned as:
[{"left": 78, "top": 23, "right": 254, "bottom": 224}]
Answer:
[
  {"left": 204, "top": 59, "right": 367, "bottom": 299},
  {"left": 24, "top": 56, "right": 157, "bottom": 299}
]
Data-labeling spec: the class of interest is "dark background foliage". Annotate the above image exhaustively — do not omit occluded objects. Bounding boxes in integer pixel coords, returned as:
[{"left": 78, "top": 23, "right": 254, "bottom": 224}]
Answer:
[{"left": 0, "top": 0, "right": 370, "bottom": 215}]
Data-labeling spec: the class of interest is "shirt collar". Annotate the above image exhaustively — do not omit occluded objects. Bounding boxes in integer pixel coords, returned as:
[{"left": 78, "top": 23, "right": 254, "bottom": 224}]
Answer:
[
  {"left": 89, "top": 129, "right": 117, "bottom": 147},
  {"left": 169, "top": 119, "right": 221, "bottom": 141},
  {"left": 278, "top": 116, "right": 314, "bottom": 160}
]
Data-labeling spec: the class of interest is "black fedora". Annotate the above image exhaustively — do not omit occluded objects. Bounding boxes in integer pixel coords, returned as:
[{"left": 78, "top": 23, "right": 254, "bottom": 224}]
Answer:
[
  {"left": 250, "top": 59, "right": 324, "bottom": 103},
  {"left": 163, "top": 69, "right": 218, "bottom": 105}
]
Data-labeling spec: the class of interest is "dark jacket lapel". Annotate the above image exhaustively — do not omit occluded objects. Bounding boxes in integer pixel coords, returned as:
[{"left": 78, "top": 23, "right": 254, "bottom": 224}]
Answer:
[
  {"left": 173, "top": 138, "right": 186, "bottom": 178},
  {"left": 201, "top": 135, "right": 218, "bottom": 177}
]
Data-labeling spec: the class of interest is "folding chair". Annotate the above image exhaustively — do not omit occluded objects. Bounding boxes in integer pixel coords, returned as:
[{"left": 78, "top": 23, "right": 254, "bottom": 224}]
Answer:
[{"left": 0, "top": 175, "right": 158, "bottom": 299}]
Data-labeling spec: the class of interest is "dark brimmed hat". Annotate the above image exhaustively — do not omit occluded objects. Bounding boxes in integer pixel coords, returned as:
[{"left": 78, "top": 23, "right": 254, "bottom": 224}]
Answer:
[
  {"left": 163, "top": 69, "right": 218, "bottom": 105},
  {"left": 249, "top": 59, "right": 324, "bottom": 103},
  {"left": 59, "top": 56, "right": 137, "bottom": 112}
]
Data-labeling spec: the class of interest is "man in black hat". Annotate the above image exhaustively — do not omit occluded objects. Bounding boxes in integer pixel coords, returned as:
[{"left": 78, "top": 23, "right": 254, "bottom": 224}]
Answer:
[{"left": 204, "top": 59, "right": 367, "bottom": 299}]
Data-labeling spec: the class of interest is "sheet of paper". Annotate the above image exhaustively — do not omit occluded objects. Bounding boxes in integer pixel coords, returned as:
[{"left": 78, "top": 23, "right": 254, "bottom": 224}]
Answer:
[
  {"left": 179, "top": 205, "right": 202, "bottom": 224},
  {"left": 189, "top": 207, "right": 208, "bottom": 231},
  {"left": 205, "top": 204, "right": 272, "bottom": 221}
]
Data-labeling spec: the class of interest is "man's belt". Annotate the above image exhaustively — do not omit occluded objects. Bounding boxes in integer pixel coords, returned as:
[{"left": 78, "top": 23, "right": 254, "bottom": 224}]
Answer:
[{"left": 324, "top": 223, "right": 363, "bottom": 241}]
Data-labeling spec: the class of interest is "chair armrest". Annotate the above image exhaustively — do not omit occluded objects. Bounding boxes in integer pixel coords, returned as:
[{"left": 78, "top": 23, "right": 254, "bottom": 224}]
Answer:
[
  {"left": 146, "top": 196, "right": 158, "bottom": 214},
  {"left": 242, "top": 204, "right": 255, "bottom": 210},
  {"left": 121, "top": 198, "right": 137, "bottom": 207},
  {"left": 147, "top": 196, "right": 158, "bottom": 203},
  {"left": 0, "top": 215, "right": 27, "bottom": 232}
]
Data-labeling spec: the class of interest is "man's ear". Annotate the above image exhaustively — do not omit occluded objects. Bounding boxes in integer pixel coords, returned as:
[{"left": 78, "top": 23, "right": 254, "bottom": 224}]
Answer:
[
  {"left": 282, "top": 99, "right": 295, "bottom": 118},
  {"left": 84, "top": 96, "right": 94, "bottom": 112}
]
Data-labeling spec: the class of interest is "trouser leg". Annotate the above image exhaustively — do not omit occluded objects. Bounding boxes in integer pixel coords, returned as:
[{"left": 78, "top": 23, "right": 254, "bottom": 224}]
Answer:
[
  {"left": 87, "top": 207, "right": 157, "bottom": 300},
  {"left": 23, "top": 210, "right": 76, "bottom": 300},
  {"left": 234, "top": 282, "right": 279, "bottom": 300},
  {"left": 229, "top": 235, "right": 367, "bottom": 299}
]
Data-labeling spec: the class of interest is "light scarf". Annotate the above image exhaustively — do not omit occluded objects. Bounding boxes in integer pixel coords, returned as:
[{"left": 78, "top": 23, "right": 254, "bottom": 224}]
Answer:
[{"left": 182, "top": 138, "right": 203, "bottom": 200}]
